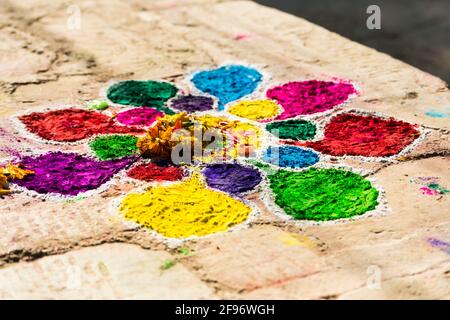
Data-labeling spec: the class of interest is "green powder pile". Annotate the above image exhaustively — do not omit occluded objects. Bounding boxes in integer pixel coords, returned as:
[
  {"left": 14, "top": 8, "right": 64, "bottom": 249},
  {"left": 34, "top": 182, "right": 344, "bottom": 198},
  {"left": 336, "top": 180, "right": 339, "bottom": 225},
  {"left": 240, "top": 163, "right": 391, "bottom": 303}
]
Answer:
[
  {"left": 107, "top": 80, "right": 178, "bottom": 114},
  {"left": 268, "top": 168, "right": 379, "bottom": 221},
  {"left": 266, "top": 119, "right": 316, "bottom": 140},
  {"left": 90, "top": 135, "right": 138, "bottom": 160}
]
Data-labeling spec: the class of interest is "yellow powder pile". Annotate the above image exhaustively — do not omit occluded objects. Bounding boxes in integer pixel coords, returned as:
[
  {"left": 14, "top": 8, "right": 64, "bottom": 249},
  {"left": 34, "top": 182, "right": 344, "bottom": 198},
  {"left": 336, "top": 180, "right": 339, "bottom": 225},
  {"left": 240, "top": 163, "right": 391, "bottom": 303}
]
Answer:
[
  {"left": 228, "top": 100, "right": 281, "bottom": 121},
  {"left": 119, "top": 174, "right": 252, "bottom": 239}
]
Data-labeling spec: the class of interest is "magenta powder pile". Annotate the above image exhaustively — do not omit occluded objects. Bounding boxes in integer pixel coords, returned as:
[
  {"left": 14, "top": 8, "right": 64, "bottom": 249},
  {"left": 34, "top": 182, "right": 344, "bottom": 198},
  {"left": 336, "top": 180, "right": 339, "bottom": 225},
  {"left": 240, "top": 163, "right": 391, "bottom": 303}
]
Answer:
[
  {"left": 116, "top": 107, "right": 164, "bottom": 126},
  {"left": 13, "top": 152, "right": 136, "bottom": 196},
  {"left": 266, "top": 80, "right": 357, "bottom": 120}
]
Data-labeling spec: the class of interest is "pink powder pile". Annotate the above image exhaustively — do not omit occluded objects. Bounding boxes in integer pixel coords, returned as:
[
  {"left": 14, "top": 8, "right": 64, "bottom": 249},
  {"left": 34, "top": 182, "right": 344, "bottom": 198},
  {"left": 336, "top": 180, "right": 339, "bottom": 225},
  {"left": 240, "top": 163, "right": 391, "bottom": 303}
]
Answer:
[{"left": 266, "top": 80, "right": 357, "bottom": 120}]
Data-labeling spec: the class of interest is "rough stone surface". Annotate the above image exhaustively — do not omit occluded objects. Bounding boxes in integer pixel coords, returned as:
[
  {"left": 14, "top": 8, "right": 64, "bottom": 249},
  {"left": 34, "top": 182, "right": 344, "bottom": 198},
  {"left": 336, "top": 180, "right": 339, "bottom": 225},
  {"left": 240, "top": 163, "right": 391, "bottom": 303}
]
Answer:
[
  {"left": 0, "top": 0, "right": 448, "bottom": 299},
  {"left": 0, "top": 243, "right": 217, "bottom": 299}
]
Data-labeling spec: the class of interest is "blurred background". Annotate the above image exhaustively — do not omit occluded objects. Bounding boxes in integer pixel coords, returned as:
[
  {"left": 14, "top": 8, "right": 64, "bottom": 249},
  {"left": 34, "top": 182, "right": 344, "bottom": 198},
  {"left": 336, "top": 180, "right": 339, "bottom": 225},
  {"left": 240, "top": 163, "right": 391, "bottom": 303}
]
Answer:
[{"left": 255, "top": 0, "right": 450, "bottom": 84}]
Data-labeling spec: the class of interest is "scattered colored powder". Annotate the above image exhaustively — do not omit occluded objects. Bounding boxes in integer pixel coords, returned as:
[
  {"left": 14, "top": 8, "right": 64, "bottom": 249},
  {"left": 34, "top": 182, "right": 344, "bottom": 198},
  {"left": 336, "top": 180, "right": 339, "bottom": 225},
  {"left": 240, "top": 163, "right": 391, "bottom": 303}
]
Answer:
[
  {"left": 116, "top": 107, "right": 164, "bottom": 126},
  {"left": 13, "top": 152, "right": 135, "bottom": 196},
  {"left": 266, "top": 119, "right": 316, "bottom": 141},
  {"left": 191, "top": 65, "right": 262, "bottom": 110},
  {"left": 268, "top": 168, "right": 379, "bottom": 221},
  {"left": 178, "top": 247, "right": 190, "bottom": 256},
  {"left": 171, "top": 95, "right": 214, "bottom": 113},
  {"left": 65, "top": 195, "right": 87, "bottom": 203},
  {"left": 420, "top": 183, "right": 449, "bottom": 196},
  {"left": 424, "top": 108, "right": 450, "bottom": 118},
  {"left": 97, "top": 262, "right": 109, "bottom": 276},
  {"left": 202, "top": 163, "right": 262, "bottom": 194},
  {"left": 266, "top": 80, "right": 356, "bottom": 120},
  {"left": 427, "top": 238, "right": 450, "bottom": 247},
  {"left": 19, "top": 108, "right": 143, "bottom": 142},
  {"left": 420, "top": 186, "right": 439, "bottom": 196},
  {"left": 427, "top": 237, "right": 450, "bottom": 254},
  {"left": 119, "top": 174, "right": 251, "bottom": 239},
  {"left": 427, "top": 183, "right": 449, "bottom": 194},
  {"left": 410, "top": 177, "right": 449, "bottom": 196},
  {"left": 278, "top": 232, "right": 316, "bottom": 248},
  {"left": 228, "top": 100, "right": 281, "bottom": 121},
  {"left": 160, "top": 259, "right": 176, "bottom": 271},
  {"left": 300, "top": 113, "right": 420, "bottom": 157},
  {"left": 89, "top": 135, "right": 139, "bottom": 160},
  {"left": 106, "top": 80, "right": 178, "bottom": 114},
  {"left": 263, "top": 146, "right": 319, "bottom": 168},
  {"left": 233, "top": 34, "right": 251, "bottom": 41},
  {"left": 413, "top": 176, "right": 439, "bottom": 183},
  {"left": 126, "top": 162, "right": 184, "bottom": 182},
  {"left": 87, "top": 100, "right": 109, "bottom": 111}
]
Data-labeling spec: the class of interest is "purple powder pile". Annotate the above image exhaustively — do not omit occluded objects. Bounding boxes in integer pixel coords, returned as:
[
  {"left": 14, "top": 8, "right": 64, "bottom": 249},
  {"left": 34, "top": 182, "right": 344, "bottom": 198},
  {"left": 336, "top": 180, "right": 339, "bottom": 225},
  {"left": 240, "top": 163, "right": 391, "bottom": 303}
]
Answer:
[
  {"left": 203, "top": 163, "right": 262, "bottom": 194},
  {"left": 171, "top": 95, "right": 214, "bottom": 113},
  {"left": 116, "top": 107, "right": 164, "bottom": 126},
  {"left": 13, "top": 152, "right": 136, "bottom": 196}
]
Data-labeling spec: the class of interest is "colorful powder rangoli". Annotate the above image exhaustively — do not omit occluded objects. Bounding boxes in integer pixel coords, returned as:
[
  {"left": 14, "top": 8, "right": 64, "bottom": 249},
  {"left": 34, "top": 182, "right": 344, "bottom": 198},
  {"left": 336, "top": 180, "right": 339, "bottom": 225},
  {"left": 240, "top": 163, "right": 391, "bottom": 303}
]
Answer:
[{"left": 1, "top": 63, "right": 424, "bottom": 241}]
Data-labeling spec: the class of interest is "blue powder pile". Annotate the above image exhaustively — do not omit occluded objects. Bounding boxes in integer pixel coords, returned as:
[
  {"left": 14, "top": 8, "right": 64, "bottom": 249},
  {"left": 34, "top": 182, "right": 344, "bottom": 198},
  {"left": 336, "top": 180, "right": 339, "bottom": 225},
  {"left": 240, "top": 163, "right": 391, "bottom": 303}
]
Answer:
[
  {"left": 263, "top": 146, "right": 319, "bottom": 168},
  {"left": 191, "top": 65, "right": 262, "bottom": 110}
]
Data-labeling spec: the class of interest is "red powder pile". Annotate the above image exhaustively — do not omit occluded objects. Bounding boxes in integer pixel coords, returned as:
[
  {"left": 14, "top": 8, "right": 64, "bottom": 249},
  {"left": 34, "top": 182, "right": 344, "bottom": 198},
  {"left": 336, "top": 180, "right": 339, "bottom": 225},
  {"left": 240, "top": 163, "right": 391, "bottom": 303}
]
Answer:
[
  {"left": 126, "top": 163, "right": 184, "bottom": 182},
  {"left": 299, "top": 113, "right": 420, "bottom": 157},
  {"left": 19, "top": 109, "right": 144, "bottom": 142}
]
